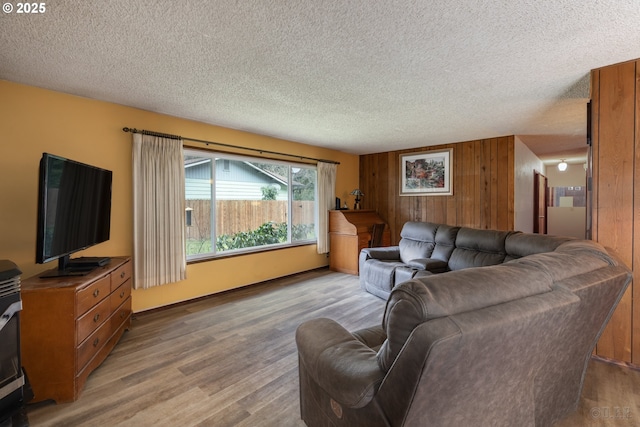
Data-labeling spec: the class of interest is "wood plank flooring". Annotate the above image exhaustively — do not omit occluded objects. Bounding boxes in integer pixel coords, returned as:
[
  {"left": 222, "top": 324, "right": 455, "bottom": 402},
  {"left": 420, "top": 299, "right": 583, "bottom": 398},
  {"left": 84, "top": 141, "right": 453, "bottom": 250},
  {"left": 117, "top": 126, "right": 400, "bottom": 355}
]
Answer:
[{"left": 25, "top": 269, "right": 640, "bottom": 426}]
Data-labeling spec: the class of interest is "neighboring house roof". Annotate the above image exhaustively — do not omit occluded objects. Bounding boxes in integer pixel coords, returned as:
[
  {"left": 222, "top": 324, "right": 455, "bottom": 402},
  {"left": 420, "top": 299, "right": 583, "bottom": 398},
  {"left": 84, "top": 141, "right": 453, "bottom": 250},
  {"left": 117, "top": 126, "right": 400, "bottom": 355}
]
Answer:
[
  {"left": 185, "top": 158, "right": 287, "bottom": 184},
  {"left": 185, "top": 158, "right": 290, "bottom": 200},
  {"left": 244, "top": 162, "right": 287, "bottom": 187}
]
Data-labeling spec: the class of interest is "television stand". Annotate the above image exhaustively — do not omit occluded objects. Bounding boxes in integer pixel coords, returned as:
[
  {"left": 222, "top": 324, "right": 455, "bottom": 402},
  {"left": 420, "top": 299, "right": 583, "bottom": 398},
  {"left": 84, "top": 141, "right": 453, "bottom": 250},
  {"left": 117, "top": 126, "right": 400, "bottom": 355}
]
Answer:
[{"left": 21, "top": 257, "right": 132, "bottom": 403}]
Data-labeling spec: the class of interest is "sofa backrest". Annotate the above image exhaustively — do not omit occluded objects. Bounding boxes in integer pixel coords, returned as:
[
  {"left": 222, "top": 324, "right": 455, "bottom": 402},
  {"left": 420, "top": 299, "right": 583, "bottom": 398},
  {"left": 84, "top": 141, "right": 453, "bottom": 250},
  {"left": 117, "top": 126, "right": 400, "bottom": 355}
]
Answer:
[
  {"left": 379, "top": 286, "right": 582, "bottom": 426},
  {"left": 398, "top": 222, "right": 438, "bottom": 264},
  {"left": 377, "top": 260, "right": 553, "bottom": 372},
  {"left": 447, "top": 227, "right": 512, "bottom": 271},
  {"left": 504, "top": 232, "right": 574, "bottom": 261},
  {"left": 431, "top": 224, "right": 460, "bottom": 261},
  {"left": 373, "top": 239, "right": 631, "bottom": 426},
  {"left": 378, "top": 239, "right": 620, "bottom": 374},
  {"left": 398, "top": 222, "right": 460, "bottom": 265},
  {"left": 395, "top": 222, "right": 576, "bottom": 272}
]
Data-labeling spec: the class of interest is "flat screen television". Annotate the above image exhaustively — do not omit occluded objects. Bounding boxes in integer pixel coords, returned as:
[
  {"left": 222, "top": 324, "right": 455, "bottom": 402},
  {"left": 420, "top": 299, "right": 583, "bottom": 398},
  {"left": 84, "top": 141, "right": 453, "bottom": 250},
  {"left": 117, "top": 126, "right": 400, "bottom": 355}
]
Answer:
[{"left": 35, "top": 153, "right": 113, "bottom": 277}]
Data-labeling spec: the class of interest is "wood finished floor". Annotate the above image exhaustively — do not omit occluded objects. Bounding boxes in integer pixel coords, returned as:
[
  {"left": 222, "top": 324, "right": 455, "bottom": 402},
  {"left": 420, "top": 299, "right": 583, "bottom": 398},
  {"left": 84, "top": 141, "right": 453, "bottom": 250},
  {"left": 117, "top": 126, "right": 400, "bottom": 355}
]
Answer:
[{"left": 25, "top": 268, "right": 640, "bottom": 426}]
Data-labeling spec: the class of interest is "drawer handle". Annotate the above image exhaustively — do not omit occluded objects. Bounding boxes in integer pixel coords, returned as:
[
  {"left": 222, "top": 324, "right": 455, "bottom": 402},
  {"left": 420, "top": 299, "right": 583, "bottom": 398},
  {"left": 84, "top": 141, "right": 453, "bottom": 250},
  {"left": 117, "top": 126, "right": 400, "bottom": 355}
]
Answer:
[
  {"left": 93, "top": 337, "right": 100, "bottom": 347},
  {"left": 119, "top": 290, "right": 125, "bottom": 298},
  {"left": 120, "top": 311, "right": 126, "bottom": 319},
  {"left": 93, "top": 313, "right": 100, "bottom": 323},
  {"left": 120, "top": 272, "right": 126, "bottom": 279},
  {"left": 93, "top": 289, "right": 100, "bottom": 298}
]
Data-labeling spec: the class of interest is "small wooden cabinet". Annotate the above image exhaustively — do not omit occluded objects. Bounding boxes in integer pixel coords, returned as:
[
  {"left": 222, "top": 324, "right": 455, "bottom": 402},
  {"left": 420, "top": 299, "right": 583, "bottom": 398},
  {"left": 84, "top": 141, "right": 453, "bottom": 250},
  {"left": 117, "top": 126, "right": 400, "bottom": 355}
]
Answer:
[
  {"left": 329, "top": 210, "right": 390, "bottom": 275},
  {"left": 21, "top": 257, "right": 132, "bottom": 403}
]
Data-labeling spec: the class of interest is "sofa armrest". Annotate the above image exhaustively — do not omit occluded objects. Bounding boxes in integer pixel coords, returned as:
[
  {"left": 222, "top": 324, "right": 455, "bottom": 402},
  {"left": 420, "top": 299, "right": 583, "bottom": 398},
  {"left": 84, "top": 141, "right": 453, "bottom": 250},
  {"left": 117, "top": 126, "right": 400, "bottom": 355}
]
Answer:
[
  {"left": 360, "top": 246, "right": 400, "bottom": 261},
  {"left": 352, "top": 326, "right": 387, "bottom": 351},
  {"left": 406, "top": 258, "right": 448, "bottom": 273},
  {"left": 296, "top": 318, "right": 385, "bottom": 408}
]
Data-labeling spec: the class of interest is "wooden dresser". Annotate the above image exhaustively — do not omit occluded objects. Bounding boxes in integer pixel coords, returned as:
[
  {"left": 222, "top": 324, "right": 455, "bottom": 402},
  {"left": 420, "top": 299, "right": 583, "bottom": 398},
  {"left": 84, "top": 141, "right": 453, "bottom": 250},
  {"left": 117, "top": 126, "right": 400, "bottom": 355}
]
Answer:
[
  {"left": 329, "top": 210, "right": 390, "bottom": 275},
  {"left": 21, "top": 256, "right": 132, "bottom": 403}
]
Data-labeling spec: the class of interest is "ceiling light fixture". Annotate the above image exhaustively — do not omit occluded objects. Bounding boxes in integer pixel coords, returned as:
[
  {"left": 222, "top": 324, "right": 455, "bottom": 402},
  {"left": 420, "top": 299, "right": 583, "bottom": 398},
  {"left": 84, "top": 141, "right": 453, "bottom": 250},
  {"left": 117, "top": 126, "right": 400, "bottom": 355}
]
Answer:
[{"left": 558, "top": 160, "right": 568, "bottom": 172}]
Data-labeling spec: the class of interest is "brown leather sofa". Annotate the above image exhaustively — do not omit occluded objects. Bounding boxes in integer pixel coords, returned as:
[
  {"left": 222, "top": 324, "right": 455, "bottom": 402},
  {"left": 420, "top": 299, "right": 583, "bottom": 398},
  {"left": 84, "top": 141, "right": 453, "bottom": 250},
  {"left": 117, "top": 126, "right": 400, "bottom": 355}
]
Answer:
[
  {"left": 359, "top": 221, "right": 572, "bottom": 299},
  {"left": 297, "top": 227, "right": 631, "bottom": 426}
]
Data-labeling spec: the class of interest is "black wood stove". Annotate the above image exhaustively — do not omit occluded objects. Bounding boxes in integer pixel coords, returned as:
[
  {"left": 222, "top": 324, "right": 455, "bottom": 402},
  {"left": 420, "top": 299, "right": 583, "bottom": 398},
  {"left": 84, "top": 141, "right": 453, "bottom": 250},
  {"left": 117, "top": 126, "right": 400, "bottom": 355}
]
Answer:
[{"left": 0, "top": 261, "right": 28, "bottom": 426}]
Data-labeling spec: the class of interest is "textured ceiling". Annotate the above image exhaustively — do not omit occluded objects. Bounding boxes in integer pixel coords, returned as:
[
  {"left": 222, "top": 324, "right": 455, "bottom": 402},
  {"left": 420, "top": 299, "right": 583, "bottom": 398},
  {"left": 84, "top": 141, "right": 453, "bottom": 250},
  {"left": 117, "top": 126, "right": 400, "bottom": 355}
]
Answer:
[{"left": 2, "top": 1, "right": 640, "bottom": 160}]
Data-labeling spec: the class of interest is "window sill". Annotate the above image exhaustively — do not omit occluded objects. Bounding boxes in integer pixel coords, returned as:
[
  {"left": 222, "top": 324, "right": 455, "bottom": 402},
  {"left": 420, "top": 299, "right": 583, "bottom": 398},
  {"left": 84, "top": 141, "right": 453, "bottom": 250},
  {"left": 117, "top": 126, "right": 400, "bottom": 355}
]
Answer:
[{"left": 186, "top": 241, "right": 317, "bottom": 264}]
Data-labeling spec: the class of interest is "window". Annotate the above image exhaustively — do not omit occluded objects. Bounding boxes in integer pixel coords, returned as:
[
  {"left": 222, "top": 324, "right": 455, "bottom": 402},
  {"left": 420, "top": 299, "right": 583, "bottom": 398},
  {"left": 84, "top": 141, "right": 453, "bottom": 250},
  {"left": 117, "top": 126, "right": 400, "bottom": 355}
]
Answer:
[
  {"left": 184, "top": 149, "right": 317, "bottom": 260},
  {"left": 549, "top": 186, "right": 586, "bottom": 207}
]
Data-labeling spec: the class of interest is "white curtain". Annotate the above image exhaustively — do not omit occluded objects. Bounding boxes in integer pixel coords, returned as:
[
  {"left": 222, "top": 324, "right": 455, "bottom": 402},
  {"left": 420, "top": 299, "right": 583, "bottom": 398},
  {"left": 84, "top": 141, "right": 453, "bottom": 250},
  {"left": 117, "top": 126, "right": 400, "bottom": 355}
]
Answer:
[
  {"left": 317, "top": 161, "right": 337, "bottom": 254},
  {"left": 132, "top": 133, "right": 187, "bottom": 289}
]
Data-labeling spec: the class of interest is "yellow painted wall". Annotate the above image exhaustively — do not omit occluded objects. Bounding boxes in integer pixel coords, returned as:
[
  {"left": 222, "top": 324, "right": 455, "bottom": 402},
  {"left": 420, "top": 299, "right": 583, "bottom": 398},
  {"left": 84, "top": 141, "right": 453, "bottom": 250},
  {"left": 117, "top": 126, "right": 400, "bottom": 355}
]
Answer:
[{"left": 0, "top": 80, "right": 359, "bottom": 312}]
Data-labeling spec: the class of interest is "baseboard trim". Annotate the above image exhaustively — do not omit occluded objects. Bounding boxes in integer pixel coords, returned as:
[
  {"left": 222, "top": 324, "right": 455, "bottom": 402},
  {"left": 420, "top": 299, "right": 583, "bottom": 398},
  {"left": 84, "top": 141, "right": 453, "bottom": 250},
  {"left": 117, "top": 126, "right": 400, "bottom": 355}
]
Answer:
[{"left": 132, "top": 266, "right": 331, "bottom": 317}]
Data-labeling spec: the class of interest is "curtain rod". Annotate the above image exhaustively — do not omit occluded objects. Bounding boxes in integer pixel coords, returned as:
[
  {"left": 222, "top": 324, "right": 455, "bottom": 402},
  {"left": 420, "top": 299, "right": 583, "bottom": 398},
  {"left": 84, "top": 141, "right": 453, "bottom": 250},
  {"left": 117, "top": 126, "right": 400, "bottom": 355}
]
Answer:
[{"left": 122, "top": 127, "right": 340, "bottom": 165}]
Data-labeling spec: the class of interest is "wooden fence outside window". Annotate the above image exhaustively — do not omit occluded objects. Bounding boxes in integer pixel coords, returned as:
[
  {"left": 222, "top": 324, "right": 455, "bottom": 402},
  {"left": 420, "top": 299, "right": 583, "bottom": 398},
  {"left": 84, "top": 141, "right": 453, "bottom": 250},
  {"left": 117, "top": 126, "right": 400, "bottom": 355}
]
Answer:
[{"left": 185, "top": 200, "right": 315, "bottom": 240}]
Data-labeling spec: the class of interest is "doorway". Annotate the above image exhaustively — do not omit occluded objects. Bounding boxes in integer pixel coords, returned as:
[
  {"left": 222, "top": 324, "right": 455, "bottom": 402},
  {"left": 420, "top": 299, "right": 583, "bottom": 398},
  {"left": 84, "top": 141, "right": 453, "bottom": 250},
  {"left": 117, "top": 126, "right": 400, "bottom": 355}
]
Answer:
[{"left": 533, "top": 171, "right": 547, "bottom": 234}]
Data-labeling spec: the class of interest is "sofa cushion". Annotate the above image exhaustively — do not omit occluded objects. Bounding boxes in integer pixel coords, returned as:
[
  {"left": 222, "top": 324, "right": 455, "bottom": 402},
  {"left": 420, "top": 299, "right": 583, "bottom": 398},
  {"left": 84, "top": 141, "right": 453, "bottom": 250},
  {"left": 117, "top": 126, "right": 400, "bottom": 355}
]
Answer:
[
  {"left": 448, "top": 227, "right": 511, "bottom": 271},
  {"left": 400, "top": 221, "right": 439, "bottom": 240},
  {"left": 399, "top": 222, "right": 439, "bottom": 264},
  {"left": 431, "top": 224, "right": 460, "bottom": 261},
  {"left": 376, "top": 261, "right": 553, "bottom": 372}
]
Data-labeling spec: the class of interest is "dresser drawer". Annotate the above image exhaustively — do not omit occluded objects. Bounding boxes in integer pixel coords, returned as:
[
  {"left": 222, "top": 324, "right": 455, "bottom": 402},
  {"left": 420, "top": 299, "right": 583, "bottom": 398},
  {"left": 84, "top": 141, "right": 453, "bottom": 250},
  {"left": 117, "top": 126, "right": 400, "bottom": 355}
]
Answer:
[
  {"left": 112, "top": 296, "right": 132, "bottom": 331},
  {"left": 76, "top": 297, "right": 110, "bottom": 344},
  {"left": 77, "top": 276, "right": 111, "bottom": 316},
  {"left": 110, "top": 261, "right": 132, "bottom": 292},
  {"left": 110, "top": 280, "right": 131, "bottom": 311},
  {"left": 77, "top": 317, "right": 112, "bottom": 371}
]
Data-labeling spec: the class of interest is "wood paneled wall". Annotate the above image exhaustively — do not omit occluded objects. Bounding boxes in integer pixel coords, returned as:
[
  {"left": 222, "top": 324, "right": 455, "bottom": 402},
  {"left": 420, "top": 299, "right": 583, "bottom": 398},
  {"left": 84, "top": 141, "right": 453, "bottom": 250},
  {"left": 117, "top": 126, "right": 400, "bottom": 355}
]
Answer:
[
  {"left": 359, "top": 136, "right": 514, "bottom": 244},
  {"left": 591, "top": 59, "right": 639, "bottom": 364}
]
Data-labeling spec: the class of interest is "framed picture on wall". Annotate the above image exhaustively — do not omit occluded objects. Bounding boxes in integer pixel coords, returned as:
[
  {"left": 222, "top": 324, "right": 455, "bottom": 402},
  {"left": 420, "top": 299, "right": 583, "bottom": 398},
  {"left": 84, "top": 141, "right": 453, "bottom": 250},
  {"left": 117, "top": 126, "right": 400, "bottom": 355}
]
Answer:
[{"left": 400, "top": 149, "right": 453, "bottom": 196}]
